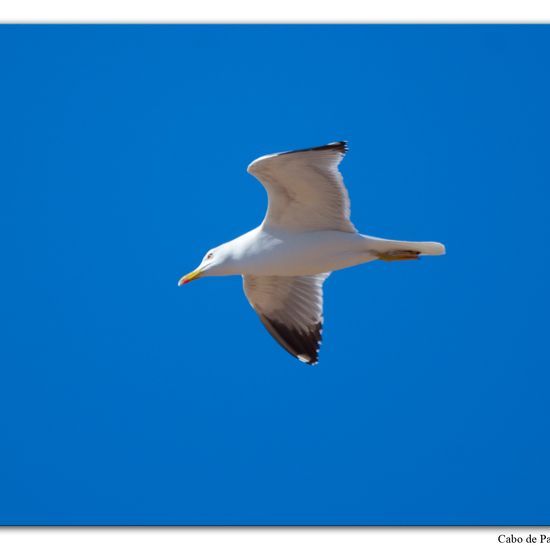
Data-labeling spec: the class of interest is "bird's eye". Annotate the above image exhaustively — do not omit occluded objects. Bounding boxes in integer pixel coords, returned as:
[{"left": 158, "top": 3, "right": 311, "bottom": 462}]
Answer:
[{"left": 207, "top": 253, "right": 214, "bottom": 260}]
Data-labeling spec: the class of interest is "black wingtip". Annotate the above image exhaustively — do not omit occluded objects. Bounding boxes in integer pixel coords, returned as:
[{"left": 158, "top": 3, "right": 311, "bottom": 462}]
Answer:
[
  {"left": 259, "top": 315, "right": 322, "bottom": 366},
  {"left": 279, "top": 141, "right": 348, "bottom": 156},
  {"left": 325, "top": 140, "right": 348, "bottom": 154}
]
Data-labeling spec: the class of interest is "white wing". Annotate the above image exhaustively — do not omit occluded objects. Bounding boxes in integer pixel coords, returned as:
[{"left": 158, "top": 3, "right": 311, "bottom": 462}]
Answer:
[
  {"left": 243, "top": 273, "right": 330, "bottom": 365},
  {"left": 247, "top": 141, "right": 356, "bottom": 233}
]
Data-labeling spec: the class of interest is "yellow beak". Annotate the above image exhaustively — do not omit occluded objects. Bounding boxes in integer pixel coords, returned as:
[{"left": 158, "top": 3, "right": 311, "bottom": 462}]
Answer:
[{"left": 178, "top": 268, "right": 203, "bottom": 286}]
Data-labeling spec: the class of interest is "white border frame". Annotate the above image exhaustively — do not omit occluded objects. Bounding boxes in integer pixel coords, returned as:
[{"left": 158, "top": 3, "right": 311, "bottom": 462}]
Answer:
[
  {"left": 0, "top": 0, "right": 550, "bottom": 23},
  {"left": 1, "top": 527, "right": 548, "bottom": 549},
  {"left": 0, "top": 3, "right": 548, "bottom": 547}
]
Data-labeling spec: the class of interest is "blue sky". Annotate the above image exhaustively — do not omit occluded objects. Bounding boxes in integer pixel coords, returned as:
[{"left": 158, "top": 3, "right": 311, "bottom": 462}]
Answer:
[{"left": 1, "top": 25, "right": 549, "bottom": 525}]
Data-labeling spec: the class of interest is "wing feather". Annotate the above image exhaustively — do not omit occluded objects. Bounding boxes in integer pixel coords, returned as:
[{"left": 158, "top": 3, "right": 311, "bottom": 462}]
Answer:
[
  {"left": 242, "top": 273, "right": 330, "bottom": 365},
  {"left": 247, "top": 141, "right": 356, "bottom": 233}
]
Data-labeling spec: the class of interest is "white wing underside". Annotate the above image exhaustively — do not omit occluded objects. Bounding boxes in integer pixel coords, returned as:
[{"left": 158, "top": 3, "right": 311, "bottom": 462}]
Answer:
[
  {"left": 247, "top": 141, "right": 356, "bottom": 233},
  {"left": 243, "top": 273, "right": 330, "bottom": 365}
]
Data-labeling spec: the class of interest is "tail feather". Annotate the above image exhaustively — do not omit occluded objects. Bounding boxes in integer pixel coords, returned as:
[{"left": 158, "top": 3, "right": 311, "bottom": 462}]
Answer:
[{"left": 364, "top": 236, "right": 446, "bottom": 257}]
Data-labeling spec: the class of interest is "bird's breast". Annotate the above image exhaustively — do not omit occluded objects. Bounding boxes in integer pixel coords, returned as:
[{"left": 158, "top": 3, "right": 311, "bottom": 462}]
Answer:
[{"left": 237, "top": 230, "right": 368, "bottom": 276}]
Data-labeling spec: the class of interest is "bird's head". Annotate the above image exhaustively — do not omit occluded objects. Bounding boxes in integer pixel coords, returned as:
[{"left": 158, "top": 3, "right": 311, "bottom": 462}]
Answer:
[{"left": 178, "top": 244, "right": 233, "bottom": 286}]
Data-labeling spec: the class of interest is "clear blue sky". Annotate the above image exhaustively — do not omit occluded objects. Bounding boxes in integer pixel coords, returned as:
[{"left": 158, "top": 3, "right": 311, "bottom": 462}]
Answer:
[{"left": 1, "top": 25, "right": 549, "bottom": 525}]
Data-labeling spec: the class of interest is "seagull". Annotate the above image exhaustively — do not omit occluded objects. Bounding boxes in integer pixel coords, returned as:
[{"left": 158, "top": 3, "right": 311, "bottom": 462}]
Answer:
[{"left": 178, "top": 141, "right": 445, "bottom": 365}]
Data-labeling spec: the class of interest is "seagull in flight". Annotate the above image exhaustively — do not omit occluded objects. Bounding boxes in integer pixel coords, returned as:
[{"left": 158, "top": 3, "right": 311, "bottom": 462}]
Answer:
[{"left": 178, "top": 141, "right": 445, "bottom": 365}]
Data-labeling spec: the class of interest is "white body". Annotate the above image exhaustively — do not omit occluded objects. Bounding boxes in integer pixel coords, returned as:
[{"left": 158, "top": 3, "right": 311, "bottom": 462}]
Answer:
[{"left": 213, "top": 226, "right": 444, "bottom": 277}]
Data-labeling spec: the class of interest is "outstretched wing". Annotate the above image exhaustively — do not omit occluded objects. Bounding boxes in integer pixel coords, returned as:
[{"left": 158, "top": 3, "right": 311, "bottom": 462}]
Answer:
[
  {"left": 247, "top": 141, "right": 356, "bottom": 233},
  {"left": 242, "top": 273, "right": 330, "bottom": 365}
]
